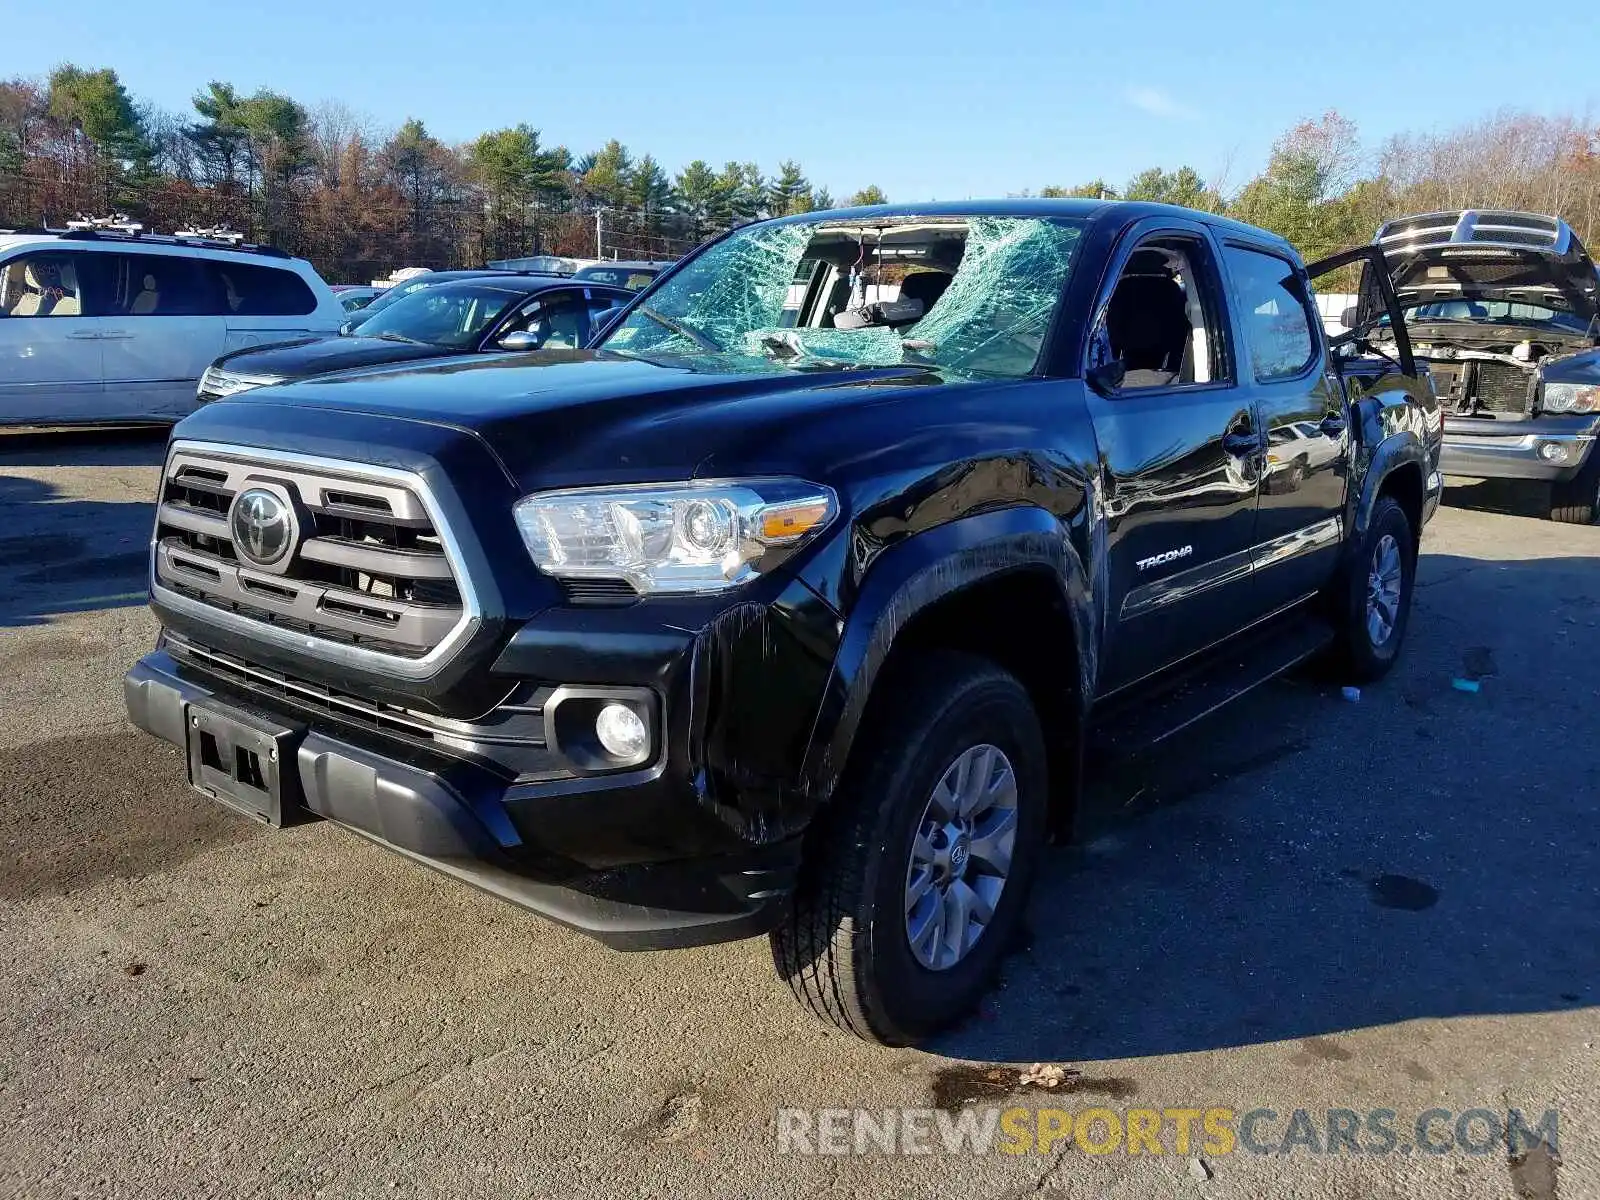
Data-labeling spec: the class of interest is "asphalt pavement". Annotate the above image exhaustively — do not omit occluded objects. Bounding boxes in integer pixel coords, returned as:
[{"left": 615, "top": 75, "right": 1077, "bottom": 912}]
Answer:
[{"left": 2, "top": 429, "right": 1597, "bottom": 1199}]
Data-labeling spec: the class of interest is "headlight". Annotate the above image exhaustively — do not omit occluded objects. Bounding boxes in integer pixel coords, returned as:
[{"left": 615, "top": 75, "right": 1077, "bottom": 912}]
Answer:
[
  {"left": 1542, "top": 381, "right": 1600, "bottom": 414},
  {"left": 513, "top": 479, "right": 837, "bottom": 595},
  {"left": 199, "top": 366, "right": 280, "bottom": 400}
]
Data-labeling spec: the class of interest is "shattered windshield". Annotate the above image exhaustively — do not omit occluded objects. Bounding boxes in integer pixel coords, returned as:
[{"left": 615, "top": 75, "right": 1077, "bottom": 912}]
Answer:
[{"left": 598, "top": 215, "right": 1085, "bottom": 378}]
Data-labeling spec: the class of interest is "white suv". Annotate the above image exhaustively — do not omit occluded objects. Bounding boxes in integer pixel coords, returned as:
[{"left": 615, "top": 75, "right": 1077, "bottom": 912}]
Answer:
[{"left": 0, "top": 227, "right": 343, "bottom": 425}]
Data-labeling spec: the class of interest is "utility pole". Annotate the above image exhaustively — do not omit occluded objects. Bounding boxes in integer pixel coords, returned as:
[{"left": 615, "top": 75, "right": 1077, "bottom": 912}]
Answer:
[{"left": 595, "top": 207, "right": 605, "bottom": 259}]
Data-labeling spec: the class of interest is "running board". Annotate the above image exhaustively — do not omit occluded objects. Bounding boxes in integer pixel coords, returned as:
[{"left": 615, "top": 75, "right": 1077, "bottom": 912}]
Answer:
[{"left": 1089, "top": 615, "right": 1335, "bottom": 760}]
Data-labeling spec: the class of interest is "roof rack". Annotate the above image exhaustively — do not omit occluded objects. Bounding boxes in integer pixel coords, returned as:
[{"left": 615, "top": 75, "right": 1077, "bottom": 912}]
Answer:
[
  {"left": 7, "top": 215, "right": 292, "bottom": 259},
  {"left": 67, "top": 213, "right": 145, "bottom": 235},
  {"left": 174, "top": 224, "right": 245, "bottom": 246}
]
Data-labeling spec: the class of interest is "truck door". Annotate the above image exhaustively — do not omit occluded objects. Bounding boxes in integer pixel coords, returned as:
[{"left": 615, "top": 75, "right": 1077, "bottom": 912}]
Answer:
[
  {"left": 1216, "top": 241, "right": 1347, "bottom": 611},
  {"left": 1085, "top": 220, "right": 1266, "bottom": 692}
]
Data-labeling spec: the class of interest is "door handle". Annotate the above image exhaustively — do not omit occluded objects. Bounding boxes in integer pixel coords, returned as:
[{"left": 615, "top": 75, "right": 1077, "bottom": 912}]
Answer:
[
  {"left": 67, "top": 330, "right": 101, "bottom": 340},
  {"left": 1222, "top": 430, "right": 1260, "bottom": 456},
  {"left": 98, "top": 329, "right": 134, "bottom": 339},
  {"left": 1318, "top": 413, "right": 1347, "bottom": 436}
]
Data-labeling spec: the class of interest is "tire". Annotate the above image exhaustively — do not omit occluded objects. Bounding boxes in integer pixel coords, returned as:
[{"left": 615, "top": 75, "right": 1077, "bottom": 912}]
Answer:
[
  {"left": 1549, "top": 455, "right": 1600, "bottom": 525},
  {"left": 770, "top": 651, "right": 1048, "bottom": 1045},
  {"left": 1332, "top": 494, "right": 1417, "bottom": 683}
]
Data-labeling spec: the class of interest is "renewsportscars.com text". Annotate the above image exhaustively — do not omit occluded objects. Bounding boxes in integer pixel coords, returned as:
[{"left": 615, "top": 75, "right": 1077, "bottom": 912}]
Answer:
[{"left": 776, "top": 1106, "right": 1560, "bottom": 1158}]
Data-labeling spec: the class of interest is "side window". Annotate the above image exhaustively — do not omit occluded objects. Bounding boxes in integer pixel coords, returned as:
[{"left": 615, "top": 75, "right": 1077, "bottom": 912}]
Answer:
[
  {"left": 208, "top": 261, "right": 318, "bottom": 316},
  {"left": 112, "top": 253, "right": 224, "bottom": 317},
  {"left": 586, "top": 291, "right": 626, "bottom": 337},
  {"left": 514, "top": 293, "right": 587, "bottom": 349},
  {"left": 1096, "top": 236, "right": 1229, "bottom": 391},
  {"left": 0, "top": 251, "right": 92, "bottom": 317},
  {"left": 1222, "top": 245, "right": 1318, "bottom": 382}
]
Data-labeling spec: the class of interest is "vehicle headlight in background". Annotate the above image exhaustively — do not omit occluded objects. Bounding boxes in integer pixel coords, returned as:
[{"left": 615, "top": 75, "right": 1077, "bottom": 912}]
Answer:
[
  {"left": 1541, "top": 381, "right": 1600, "bottom": 414},
  {"left": 513, "top": 479, "right": 837, "bottom": 594},
  {"left": 198, "top": 366, "right": 283, "bottom": 400}
]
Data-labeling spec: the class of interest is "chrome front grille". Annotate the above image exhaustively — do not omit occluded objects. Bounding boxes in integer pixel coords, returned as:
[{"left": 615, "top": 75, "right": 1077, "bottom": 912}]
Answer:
[{"left": 152, "top": 443, "right": 478, "bottom": 672}]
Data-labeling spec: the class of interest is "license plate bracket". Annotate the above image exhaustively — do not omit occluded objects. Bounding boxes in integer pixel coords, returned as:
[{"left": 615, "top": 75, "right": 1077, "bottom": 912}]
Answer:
[{"left": 185, "top": 700, "right": 305, "bottom": 827}]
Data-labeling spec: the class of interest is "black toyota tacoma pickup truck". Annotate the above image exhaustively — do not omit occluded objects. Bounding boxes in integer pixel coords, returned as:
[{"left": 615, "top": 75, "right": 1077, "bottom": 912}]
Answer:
[{"left": 124, "top": 200, "right": 1441, "bottom": 1045}]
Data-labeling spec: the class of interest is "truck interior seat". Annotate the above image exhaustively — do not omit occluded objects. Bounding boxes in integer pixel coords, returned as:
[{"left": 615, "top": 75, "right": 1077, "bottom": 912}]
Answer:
[
  {"left": 130, "top": 274, "right": 160, "bottom": 315},
  {"left": 898, "top": 270, "right": 952, "bottom": 316},
  {"left": 1107, "top": 273, "right": 1192, "bottom": 387}
]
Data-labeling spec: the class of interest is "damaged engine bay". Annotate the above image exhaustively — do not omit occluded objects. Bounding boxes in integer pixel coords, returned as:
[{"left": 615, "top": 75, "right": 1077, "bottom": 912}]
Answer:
[
  {"left": 1364, "top": 212, "right": 1600, "bottom": 419},
  {"left": 1376, "top": 299, "right": 1599, "bottom": 417}
]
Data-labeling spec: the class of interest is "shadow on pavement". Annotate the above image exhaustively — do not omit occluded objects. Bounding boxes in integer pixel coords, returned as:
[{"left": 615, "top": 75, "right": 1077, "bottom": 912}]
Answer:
[
  {"left": 0, "top": 470, "right": 154, "bottom": 628},
  {"left": 1442, "top": 478, "right": 1551, "bottom": 520},
  {"left": 936, "top": 549, "right": 1600, "bottom": 1064},
  {"left": 0, "top": 424, "right": 169, "bottom": 468}
]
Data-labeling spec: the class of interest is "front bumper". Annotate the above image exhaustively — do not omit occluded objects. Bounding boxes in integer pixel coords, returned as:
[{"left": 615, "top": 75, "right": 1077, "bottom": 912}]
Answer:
[
  {"left": 1440, "top": 415, "right": 1599, "bottom": 482},
  {"left": 124, "top": 646, "right": 806, "bottom": 950}
]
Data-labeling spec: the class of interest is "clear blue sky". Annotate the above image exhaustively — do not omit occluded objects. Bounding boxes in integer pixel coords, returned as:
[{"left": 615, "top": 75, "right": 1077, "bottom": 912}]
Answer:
[{"left": 8, "top": 0, "right": 1599, "bottom": 202}]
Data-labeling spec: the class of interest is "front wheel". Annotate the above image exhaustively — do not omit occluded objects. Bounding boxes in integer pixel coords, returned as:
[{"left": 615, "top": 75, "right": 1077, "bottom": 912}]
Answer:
[
  {"left": 1550, "top": 454, "right": 1600, "bottom": 524},
  {"left": 770, "top": 652, "right": 1048, "bottom": 1045},
  {"left": 1332, "top": 494, "right": 1417, "bottom": 682}
]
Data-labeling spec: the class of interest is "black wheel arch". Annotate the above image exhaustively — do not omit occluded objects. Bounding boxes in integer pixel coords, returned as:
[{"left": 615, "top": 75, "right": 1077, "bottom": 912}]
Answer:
[
  {"left": 1351, "top": 428, "right": 1428, "bottom": 552},
  {"left": 798, "top": 505, "right": 1096, "bottom": 836}
]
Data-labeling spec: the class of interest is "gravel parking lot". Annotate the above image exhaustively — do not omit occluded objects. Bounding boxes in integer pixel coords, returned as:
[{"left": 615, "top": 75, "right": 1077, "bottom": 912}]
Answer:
[{"left": 2, "top": 430, "right": 1598, "bottom": 1200}]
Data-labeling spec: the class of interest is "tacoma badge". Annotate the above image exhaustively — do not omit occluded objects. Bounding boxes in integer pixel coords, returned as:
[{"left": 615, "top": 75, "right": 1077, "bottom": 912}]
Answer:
[{"left": 1136, "top": 545, "right": 1193, "bottom": 571}]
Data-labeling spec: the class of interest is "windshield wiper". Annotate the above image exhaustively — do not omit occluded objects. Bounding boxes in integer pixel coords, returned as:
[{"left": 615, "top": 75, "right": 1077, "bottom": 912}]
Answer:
[
  {"left": 637, "top": 306, "right": 720, "bottom": 354},
  {"left": 370, "top": 331, "right": 431, "bottom": 345}
]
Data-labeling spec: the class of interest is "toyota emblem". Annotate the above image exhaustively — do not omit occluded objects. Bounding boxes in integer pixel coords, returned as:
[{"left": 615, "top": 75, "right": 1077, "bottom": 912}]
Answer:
[{"left": 229, "top": 488, "right": 296, "bottom": 568}]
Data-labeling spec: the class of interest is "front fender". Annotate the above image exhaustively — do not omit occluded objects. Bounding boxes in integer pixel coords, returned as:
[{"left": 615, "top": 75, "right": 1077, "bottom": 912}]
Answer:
[
  {"left": 1349, "top": 389, "right": 1435, "bottom": 543},
  {"left": 798, "top": 505, "right": 1096, "bottom": 803}
]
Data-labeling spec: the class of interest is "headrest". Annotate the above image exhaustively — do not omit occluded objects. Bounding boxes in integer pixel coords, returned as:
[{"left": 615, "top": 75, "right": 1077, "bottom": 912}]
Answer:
[
  {"left": 1125, "top": 248, "right": 1173, "bottom": 276},
  {"left": 142, "top": 274, "right": 158, "bottom": 290},
  {"left": 899, "top": 271, "right": 952, "bottom": 308}
]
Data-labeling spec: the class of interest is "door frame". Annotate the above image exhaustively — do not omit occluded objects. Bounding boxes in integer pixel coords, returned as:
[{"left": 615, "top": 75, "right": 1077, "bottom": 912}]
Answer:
[
  {"left": 1080, "top": 218, "right": 1269, "bottom": 692},
  {"left": 1305, "top": 244, "right": 1417, "bottom": 376}
]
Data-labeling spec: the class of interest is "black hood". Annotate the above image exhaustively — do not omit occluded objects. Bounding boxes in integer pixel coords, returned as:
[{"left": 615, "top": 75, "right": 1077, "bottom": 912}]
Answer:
[
  {"left": 1377, "top": 216, "right": 1598, "bottom": 323},
  {"left": 1390, "top": 247, "right": 1600, "bottom": 319},
  {"left": 201, "top": 349, "right": 958, "bottom": 490},
  {"left": 215, "top": 335, "right": 464, "bottom": 380}
]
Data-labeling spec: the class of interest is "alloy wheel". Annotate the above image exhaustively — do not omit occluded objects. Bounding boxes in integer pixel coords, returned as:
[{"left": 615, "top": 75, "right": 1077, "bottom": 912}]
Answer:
[
  {"left": 903, "top": 743, "right": 1019, "bottom": 971},
  {"left": 1366, "top": 532, "right": 1403, "bottom": 647}
]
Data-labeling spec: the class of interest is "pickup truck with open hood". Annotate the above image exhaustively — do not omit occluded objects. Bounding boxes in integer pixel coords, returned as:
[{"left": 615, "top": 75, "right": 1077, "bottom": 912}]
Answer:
[
  {"left": 123, "top": 200, "right": 1440, "bottom": 1044},
  {"left": 1354, "top": 210, "right": 1600, "bottom": 523}
]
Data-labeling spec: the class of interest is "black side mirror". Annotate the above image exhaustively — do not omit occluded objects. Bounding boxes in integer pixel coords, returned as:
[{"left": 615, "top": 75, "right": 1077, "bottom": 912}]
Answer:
[
  {"left": 1086, "top": 360, "right": 1127, "bottom": 395},
  {"left": 1340, "top": 306, "right": 1359, "bottom": 330}
]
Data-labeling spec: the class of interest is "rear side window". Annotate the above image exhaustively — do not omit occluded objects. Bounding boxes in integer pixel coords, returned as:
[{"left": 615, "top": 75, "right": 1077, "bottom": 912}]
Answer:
[
  {"left": 108, "top": 252, "right": 221, "bottom": 316},
  {"left": 1223, "top": 245, "right": 1318, "bottom": 382},
  {"left": 208, "top": 260, "right": 318, "bottom": 316}
]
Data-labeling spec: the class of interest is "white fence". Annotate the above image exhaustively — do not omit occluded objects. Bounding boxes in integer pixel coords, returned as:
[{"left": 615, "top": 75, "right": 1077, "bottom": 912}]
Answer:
[{"left": 1314, "top": 292, "right": 1356, "bottom": 334}]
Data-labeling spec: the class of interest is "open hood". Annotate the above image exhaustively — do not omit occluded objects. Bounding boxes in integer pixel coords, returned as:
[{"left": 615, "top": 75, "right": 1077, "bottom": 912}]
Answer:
[{"left": 1376, "top": 210, "right": 1600, "bottom": 322}]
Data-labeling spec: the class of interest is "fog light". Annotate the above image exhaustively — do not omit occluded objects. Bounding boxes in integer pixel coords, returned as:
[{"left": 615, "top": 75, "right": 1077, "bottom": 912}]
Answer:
[
  {"left": 595, "top": 702, "right": 649, "bottom": 762},
  {"left": 1539, "top": 442, "right": 1570, "bottom": 463}
]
